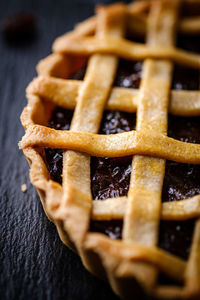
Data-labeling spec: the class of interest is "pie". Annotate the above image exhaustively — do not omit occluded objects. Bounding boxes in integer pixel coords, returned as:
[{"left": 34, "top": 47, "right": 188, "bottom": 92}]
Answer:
[{"left": 19, "top": 0, "right": 200, "bottom": 299}]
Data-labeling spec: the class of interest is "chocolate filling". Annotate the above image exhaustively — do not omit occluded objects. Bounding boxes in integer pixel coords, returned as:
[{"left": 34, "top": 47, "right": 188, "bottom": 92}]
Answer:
[{"left": 45, "top": 33, "right": 199, "bottom": 267}]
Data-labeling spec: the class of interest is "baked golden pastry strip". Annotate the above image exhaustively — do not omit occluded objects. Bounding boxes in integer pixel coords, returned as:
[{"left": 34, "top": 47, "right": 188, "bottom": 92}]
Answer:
[
  {"left": 122, "top": 0, "right": 176, "bottom": 288},
  {"left": 20, "top": 126, "right": 200, "bottom": 164},
  {"left": 92, "top": 195, "right": 200, "bottom": 221},
  {"left": 53, "top": 35, "right": 200, "bottom": 68},
  {"left": 60, "top": 4, "right": 126, "bottom": 248},
  {"left": 84, "top": 233, "right": 186, "bottom": 281},
  {"left": 27, "top": 76, "right": 200, "bottom": 115}
]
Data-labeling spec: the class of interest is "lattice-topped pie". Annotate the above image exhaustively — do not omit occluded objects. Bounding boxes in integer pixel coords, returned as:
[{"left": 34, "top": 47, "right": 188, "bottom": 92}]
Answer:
[{"left": 20, "top": 0, "right": 200, "bottom": 299}]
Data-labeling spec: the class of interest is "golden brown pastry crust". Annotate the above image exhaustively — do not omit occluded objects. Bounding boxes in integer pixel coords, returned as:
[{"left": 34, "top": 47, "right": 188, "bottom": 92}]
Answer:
[{"left": 20, "top": 1, "right": 200, "bottom": 299}]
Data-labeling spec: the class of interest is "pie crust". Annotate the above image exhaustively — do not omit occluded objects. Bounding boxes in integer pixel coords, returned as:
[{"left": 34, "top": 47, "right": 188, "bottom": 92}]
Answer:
[{"left": 20, "top": 1, "right": 200, "bottom": 299}]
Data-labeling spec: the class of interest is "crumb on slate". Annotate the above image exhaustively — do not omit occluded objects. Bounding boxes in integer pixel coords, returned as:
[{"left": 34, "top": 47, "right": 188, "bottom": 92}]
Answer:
[{"left": 21, "top": 183, "right": 27, "bottom": 193}]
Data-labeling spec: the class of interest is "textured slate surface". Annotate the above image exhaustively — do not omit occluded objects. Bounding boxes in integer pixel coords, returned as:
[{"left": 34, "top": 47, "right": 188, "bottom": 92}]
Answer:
[{"left": 0, "top": 0, "right": 137, "bottom": 299}]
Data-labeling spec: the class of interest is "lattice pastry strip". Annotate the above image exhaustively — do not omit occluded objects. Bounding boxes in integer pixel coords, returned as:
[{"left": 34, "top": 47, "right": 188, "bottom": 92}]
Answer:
[
  {"left": 53, "top": 34, "right": 200, "bottom": 68},
  {"left": 27, "top": 76, "right": 200, "bottom": 115},
  {"left": 92, "top": 195, "right": 200, "bottom": 221},
  {"left": 20, "top": 0, "right": 200, "bottom": 299},
  {"left": 21, "top": 125, "right": 200, "bottom": 163},
  {"left": 58, "top": 4, "right": 126, "bottom": 250},
  {"left": 122, "top": 0, "right": 178, "bottom": 289}
]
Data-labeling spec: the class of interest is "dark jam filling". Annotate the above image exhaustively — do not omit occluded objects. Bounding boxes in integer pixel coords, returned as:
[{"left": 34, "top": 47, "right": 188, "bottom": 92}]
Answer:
[
  {"left": 69, "top": 68, "right": 86, "bottom": 80},
  {"left": 180, "top": 3, "right": 200, "bottom": 17},
  {"left": 158, "top": 219, "right": 195, "bottom": 286},
  {"left": 113, "top": 60, "right": 142, "bottom": 89},
  {"left": 172, "top": 65, "right": 199, "bottom": 90},
  {"left": 90, "top": 220, "right": 122, "bottom": 240},
  {"left": 159, "top": 219, "right": 195, "bottom": 261},
  {"left": 90, "top": 60, "right": 140, "bottom": 239},
  {"left": 172, "top": 34, "right": 200, "bottom": 90},
  {"left": 177, "top": 33, "right": 200, "bottom": 54},
  {"left": 157, "top": 116, "right": 199, "bottom": 264},
  {"left": 45, "top": 34, "right": 199, "bottom": 266},
  {"left": 91, "top": 111, "right": 136, "bottom": 200},
  {"left": 91, "top": 61, "right": 141, "bottom": 202},
  {"left": 90, "top": 110, "right": 136, "bottom": 239},
  {"left": 162, "top": 116, "right": 200, "bottom": 203},
  {"left": 158, "top": 33, "right": 200, "bottom": 265},
  {"left": 45, "top": 108, "right": 73, "bottom": 184}
]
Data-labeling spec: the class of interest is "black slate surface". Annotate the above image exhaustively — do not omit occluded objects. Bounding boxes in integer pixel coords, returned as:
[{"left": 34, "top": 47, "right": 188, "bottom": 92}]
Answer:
[{"left": 0, "top": 0, "right": 134, "bottom": 299}]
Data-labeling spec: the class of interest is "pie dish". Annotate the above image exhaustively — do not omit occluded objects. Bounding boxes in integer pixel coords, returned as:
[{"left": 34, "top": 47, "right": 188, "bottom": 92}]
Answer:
[{"left": 19, "top": 0, "right": 200, "bottom": 299}]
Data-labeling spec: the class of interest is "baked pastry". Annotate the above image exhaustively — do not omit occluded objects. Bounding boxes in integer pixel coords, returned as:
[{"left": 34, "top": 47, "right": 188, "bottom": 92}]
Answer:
[{"left": 20, "top": 0, "right": 200, "bottom": 299}]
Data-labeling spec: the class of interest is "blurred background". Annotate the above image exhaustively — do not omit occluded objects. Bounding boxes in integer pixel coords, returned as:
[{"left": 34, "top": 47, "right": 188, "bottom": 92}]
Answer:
[{"left": 0, "top": 0, "right": 133, "bottom": 299}]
